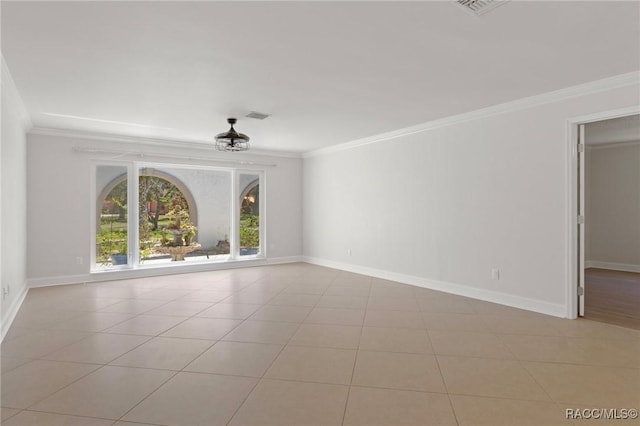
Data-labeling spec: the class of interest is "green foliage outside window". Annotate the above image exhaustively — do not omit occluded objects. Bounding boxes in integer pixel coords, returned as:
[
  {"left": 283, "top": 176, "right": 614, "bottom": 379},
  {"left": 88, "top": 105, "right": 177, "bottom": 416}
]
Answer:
[
  {"left": 97, "top": 229, "right": 127, "bottom": 264},
  {"left": 240, "top": 214, "right": 259, "bottom": 248}
]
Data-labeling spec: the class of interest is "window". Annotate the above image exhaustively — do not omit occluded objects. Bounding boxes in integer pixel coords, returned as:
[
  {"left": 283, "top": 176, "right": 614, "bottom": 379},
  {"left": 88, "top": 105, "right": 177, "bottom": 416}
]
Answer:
[
  {"left": 96, "top": 165, "right": 129, "bottom": 267},
  {"left": 239, "top": 173, "right": 261, "bottom": 257},
  {"left": 92, "top": 162, "right": 264, "bottom": 271}
]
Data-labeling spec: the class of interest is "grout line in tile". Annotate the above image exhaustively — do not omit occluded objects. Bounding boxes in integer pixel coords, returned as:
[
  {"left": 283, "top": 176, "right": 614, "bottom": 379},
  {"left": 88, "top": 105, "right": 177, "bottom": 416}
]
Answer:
[
  {"left": 18, "top": 362, "right": 104, "bottom": 412},
  {"left": 12, "top": 408, "right": 123, "bottom": 425},
  {"left": 244, "top": 375, "right": 353, "bottom": 389},
  {"left": 109, "top": 336, "right": 216, "bottom": 371},
  {"left": 517, "top": 359, "right": 572, "bottom": 408},
  {"left": 340, "top": 321, "right": 364, "bottom": 425},
  {"left": 112, "top": 369, "right": 180, "bottom": 423},
  {"left": 485, "top": 333, "right": 640, "bottom": 369},
  {"left": 348, "top": 383, "right": 448, "bottom": 396},
  {"left": 223, "top": 352, "right": 283, "bottom": 424},
  {"left": 445, "top": 389, "right": 570, "bottom": 405},
  {"left": 0, "top": 408, "right": 23, "bottom": 422},
  {"left": 431, "top": 344, "right": 461, "bottom": 426}
]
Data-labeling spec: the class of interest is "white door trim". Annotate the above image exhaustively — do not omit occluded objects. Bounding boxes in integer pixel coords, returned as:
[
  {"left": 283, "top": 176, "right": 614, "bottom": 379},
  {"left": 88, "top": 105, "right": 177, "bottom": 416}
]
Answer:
[
  {"left": 578, "top": 124, "right": 585, "bottom": 316},
  {"left": 565, "top": 105, "right": 640, "bottom": 319}
]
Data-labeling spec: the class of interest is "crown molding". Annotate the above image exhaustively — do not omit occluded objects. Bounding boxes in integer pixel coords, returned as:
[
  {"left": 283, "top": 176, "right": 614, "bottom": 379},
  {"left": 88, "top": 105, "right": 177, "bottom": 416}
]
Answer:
[
  {"left": 303, "top": 71, "right": 640, "bottom": 158},
  {"left": 28, "top": 127, "right": 303, "bottom": 159},
  {"left": 1, "top": 55, "right": 33, "bottom": 130}
]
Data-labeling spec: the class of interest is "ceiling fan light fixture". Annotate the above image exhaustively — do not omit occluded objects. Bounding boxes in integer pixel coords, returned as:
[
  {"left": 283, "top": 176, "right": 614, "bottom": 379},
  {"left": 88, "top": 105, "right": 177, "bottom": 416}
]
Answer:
[
  {"left": 455, "top": 0, "right": 509, "bottom": 16},
  {"left": 215, "top": 118, "right": 250, "bottom": 152}
]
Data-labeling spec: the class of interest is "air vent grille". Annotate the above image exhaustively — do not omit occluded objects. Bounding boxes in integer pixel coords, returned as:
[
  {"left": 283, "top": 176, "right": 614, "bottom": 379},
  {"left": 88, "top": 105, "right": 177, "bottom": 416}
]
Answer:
[
  {"left": 246, "top": 111, "right": 271, "bottom": 120},
  {"left": 456, "top": 0, "right": 508, "bottom": 16}
]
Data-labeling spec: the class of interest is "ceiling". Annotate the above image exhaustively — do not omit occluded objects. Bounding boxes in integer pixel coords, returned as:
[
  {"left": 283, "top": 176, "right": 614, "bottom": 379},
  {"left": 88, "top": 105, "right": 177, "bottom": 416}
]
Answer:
[
  {"left": 585, "top": 115, "right": 640, "bottom": 146},
  {"left": 2, "top": 1, "right": 639, "bottom": 153}
]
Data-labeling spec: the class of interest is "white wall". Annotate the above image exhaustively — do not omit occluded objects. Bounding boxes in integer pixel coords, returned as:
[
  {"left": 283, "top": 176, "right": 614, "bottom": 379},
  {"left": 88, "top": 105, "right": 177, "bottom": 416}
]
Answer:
[
  {"left": 27, "top": 131, "right": 303, "bottom": 283},
  {"left": 303, "top": 80, "right": 640, "bottom": 318},
  {"left": 1, "top": 59, "right": 31, "bottom": 338},
  {"left": 585, "top": 143, "right": 640, "bottom": 271}
]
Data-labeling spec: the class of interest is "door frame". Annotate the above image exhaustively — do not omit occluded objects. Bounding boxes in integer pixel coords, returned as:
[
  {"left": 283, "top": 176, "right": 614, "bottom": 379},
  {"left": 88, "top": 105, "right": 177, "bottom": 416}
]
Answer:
[{"left": 565, "top": 106, "right": 640, "bottom": 319}]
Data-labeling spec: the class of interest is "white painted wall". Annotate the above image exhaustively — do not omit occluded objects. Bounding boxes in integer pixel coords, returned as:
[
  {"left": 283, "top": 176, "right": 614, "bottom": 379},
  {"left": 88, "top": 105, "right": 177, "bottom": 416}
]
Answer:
[
  {"left": 1, "top": 59, "right": 31, "bottom": 338},
  {"left": 27, "top": 132, "right": 303, "bottom": 282},
  {"left": 303, "top": 82, "right": 640, "bottom": 318},
  {"left": 585, "top": 143, "right": 640, "bottom": 271}
]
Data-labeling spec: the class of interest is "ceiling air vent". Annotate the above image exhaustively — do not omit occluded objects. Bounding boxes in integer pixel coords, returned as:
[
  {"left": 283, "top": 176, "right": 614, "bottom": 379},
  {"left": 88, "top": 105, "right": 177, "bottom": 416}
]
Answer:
[
  {"left": 246, "top": 111, "right": 271, "bottom": 120},
  {"left": 455, "top": 0, "right": 508, "bottom": 16}
]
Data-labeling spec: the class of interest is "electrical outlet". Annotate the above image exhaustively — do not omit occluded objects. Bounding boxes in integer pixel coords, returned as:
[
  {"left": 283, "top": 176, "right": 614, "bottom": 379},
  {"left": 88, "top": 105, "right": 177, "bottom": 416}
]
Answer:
[
  {"left": 76, "top": 256, "right": 83, "bottom": 265},
  {"left": 491, "top": 268, "right": 500, "bottom": 280},
  {"left": 347, "top": 249, "right": 352, "bottom": 256}
]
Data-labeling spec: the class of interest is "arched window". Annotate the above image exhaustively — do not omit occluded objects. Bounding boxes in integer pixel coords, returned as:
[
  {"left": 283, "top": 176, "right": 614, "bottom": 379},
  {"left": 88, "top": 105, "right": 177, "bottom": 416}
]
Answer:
[
  {"left": 239, "top": 176, "right": 260, "bottom": 256},
  {"left": 241, "top": 179, "right": 259, "bottom": 215},
  {"left": 96, "top": 170, "right": 197, "bottom": 265},
  {"left": 93, "top": 164, "right": 261, "bottom": 269}
]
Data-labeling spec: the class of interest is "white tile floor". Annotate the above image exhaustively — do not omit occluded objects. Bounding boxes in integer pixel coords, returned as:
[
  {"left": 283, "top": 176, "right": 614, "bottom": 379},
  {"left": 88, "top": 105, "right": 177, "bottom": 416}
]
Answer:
[{"left": 1, "top": 263, "right": 639, "bottom": 425}]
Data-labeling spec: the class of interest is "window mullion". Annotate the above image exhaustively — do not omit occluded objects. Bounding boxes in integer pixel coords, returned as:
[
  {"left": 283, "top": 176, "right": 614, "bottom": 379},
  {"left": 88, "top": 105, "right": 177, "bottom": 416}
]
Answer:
[
  {"left": 230, "top": 170, "right": 239, "bottom": 259},
  {"left": 129, "top": 164, "right": 140, "bottom": 267},
  {"left": 259, "top": 171, "right": 265, "bottom": 258}
]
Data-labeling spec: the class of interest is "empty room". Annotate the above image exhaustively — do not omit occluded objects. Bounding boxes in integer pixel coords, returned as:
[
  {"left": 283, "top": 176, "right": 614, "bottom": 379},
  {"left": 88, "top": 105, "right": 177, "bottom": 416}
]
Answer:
[{"left": 1, "top": 1, "right": 639, "bottom": 425}]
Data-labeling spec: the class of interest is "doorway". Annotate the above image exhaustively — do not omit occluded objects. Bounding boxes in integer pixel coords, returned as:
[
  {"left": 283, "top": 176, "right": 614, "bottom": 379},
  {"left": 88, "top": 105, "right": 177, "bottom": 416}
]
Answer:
[{"left": 577, "top": 114, "right": 640, "bottom": 329}]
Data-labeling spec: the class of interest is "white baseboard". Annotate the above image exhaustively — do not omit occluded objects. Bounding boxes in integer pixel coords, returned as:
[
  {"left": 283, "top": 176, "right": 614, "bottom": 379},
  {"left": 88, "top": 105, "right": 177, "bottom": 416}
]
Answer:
[
  {"left": 264, "top": 256, "right": 305, "bottom": 265},
  {"left": 1, "top": 283, "right": 29, "bottom": 342},
  {"left": 304, "top": 256, "right": 567, "bottom": 318},
  {"left": 585, "top": 260, "right": 640, "bottom": 273},
  {"left": 28, "top": 274, "right": 89, "bottom": 287},
  {"left": 27, "top": 256, "right": 305, "bottom": 288}
]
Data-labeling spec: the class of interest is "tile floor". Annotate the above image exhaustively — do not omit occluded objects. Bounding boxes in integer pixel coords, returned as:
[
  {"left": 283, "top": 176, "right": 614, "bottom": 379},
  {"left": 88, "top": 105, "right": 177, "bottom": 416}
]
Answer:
[{"left": 1, "top": 263, "right": 639, "bottom": 425}]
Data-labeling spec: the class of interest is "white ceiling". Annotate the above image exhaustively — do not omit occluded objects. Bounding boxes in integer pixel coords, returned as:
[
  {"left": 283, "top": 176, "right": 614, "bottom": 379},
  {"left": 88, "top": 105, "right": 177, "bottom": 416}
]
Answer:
[
  {"left": 585, "top": 114, "right": 640, "bottom": 145},
  {"left": 2, "top": 1, "right": 639, "bottom": 153}
]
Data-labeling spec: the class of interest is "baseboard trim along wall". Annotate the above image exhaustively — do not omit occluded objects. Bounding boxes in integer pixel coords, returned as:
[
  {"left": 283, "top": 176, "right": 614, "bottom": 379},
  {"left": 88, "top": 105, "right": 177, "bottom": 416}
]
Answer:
[
  {"left": 1, "top": 283, "right": 29, "bottom": 342},
  {"left": 585, "top": 260, "right": 640, "bottom": 274},
  {"left": 27, "top": 256, "right": 305, "bottom": 288},
  {"left": 304, "top": 256, "right": 567, "bottom": 318}
]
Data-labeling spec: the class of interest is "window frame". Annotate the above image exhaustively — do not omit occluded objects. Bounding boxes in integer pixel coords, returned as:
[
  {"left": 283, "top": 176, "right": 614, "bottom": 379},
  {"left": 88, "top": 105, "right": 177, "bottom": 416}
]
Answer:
[
  {"left": 90, "top": 160, "right": 266, "bottom": 273},
  {"left": 236, "top": 169, "right": 265, "bottom": 259}
]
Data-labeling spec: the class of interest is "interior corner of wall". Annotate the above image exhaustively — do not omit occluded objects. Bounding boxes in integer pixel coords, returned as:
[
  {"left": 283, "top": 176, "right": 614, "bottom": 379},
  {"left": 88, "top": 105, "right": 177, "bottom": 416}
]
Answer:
[{"left": 0, "top": 282, "right": 29, "bottom": 342}]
